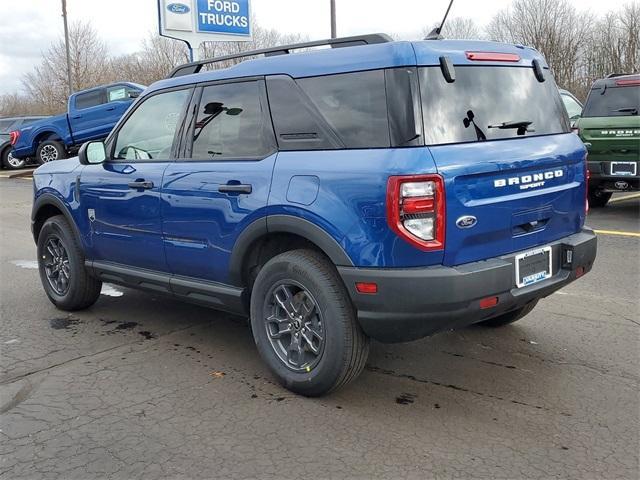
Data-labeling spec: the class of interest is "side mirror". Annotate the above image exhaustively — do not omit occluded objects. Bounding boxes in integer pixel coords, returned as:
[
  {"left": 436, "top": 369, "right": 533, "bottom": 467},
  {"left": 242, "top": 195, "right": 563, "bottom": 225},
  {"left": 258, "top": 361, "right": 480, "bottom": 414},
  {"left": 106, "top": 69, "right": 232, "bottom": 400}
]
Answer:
[
  {"left": 78, "top": 141, "right": 107, "bottom": 165},
  {"left": 128, "top": 91, "right": 140, "bottom": 99}
]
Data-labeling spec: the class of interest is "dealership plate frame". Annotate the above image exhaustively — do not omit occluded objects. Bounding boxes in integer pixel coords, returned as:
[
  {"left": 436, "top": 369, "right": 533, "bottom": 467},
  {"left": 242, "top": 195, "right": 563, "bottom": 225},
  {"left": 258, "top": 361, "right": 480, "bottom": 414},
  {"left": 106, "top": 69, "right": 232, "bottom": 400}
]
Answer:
[{"left": 514, "top": 246, "right": 552, "bottom": 288}]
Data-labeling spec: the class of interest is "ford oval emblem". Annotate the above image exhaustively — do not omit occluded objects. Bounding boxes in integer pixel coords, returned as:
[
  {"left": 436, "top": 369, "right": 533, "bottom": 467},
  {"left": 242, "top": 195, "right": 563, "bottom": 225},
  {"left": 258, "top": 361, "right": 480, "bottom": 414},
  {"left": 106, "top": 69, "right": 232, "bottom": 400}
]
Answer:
[
  {"left": 456, "top": 215, "right": 477, "bottom": 229},
  {"left": 167, "top": 3, "right": 190, "bottom": 14}
]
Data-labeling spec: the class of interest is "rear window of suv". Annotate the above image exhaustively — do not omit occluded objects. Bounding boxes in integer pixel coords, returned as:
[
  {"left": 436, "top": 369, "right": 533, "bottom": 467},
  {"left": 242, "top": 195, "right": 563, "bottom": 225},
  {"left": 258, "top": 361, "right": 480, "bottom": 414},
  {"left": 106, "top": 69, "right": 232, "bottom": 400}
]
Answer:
[
  {"left": 419, "top": 66, "right": 570, "bottom": 145},
  {"left": 583, "top": 85, "right": 640, "bottom": 117}
]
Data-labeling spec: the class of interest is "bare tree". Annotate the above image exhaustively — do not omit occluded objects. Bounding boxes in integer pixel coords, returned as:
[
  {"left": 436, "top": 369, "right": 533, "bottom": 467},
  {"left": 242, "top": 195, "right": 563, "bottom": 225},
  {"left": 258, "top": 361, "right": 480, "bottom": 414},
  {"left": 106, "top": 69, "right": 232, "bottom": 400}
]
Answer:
[
  {"left": 22, "top": 22, "right": 110, "bottom": 114},
  {"left": 423, "top": 17, "right": 484, "bottom": 40},
  {"left": 487, "top": 0, "right": 595, "bottom": 97}
]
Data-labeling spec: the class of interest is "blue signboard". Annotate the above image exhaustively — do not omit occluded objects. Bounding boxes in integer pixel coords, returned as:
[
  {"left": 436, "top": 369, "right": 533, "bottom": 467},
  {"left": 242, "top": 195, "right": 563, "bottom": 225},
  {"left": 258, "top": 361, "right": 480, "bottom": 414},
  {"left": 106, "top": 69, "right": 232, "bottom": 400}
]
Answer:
[{"left": 196, "top": 0, "right": 250, "bottom": 36}]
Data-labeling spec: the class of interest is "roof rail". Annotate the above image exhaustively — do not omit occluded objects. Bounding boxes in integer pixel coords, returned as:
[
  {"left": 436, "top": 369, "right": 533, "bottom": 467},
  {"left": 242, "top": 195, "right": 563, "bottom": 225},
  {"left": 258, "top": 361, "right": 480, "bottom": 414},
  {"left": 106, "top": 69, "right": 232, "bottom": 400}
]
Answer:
[
  {"left": 606, "top": 73, "right": 632, "bottom": 78},
  {"left": 167, "top": 33, "right": 393, "bottom": 78}
]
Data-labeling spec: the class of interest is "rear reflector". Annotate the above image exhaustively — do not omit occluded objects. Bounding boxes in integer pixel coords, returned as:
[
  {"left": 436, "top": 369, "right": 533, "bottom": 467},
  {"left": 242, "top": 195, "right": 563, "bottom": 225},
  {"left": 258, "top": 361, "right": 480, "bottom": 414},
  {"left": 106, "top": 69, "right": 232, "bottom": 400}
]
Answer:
[
  {"left": 479, "top": 296, "right": 499, "bottom": 309},
  {"left": 615, "top": 78, "right": 640, "bottom": 86},
  {"left": 355, "top": 282, "right": 378, "bottom": 294},
  {"left": 466, "top": 52, "right": 521, "bottom": 62},
  {"left": 575, "top": 266, "right": 585, "bottom": 279}
]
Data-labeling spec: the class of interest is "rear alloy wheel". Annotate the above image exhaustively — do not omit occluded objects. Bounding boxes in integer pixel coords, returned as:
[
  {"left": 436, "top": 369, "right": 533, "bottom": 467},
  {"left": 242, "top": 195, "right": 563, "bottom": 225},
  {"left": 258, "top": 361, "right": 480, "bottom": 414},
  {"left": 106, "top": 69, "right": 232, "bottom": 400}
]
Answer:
[
  {"left": 36, "top": 140, "right": 67, "bottom": 165},
  {"left": 1, "top": 147, "right": 26, "bottom": 170},
  {"left": 588, "top": 189, "right": 612, "bottom": 208},
  {"left": 250, "top": 250, "right": 369, "bottom": 396}
]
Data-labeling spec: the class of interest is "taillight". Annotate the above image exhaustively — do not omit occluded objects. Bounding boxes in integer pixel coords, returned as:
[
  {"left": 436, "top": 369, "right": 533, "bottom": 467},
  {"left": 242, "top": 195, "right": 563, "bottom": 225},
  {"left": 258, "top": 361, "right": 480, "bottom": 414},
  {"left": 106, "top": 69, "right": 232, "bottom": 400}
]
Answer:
[
  {"left": 465, "top": 51, "right": 521, "bottom": 62},
  {"left": 9, "top": 130, "right": 19, "bottom": 145},
  {"left": 387, "top": 174, "right": 445, "bottom": 251},
  {"left": 585, "top": 155, "right": 590, "bottom": 215}
]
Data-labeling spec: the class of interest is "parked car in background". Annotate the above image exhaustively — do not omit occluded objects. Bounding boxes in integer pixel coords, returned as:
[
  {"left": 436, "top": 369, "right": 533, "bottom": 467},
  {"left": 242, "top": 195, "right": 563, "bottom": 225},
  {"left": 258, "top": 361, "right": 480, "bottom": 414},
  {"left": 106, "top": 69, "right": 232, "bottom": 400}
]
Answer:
[
  {"left": 10, "top": 82, "right": 145, "bottom": 165},
  {"left": 31, "top": 35, "right": 596, "bottom": 396},
  {"left": 0, "top": 116, "right": 48, "bottom": 169},
  {"left": 559, "top": 88, "right": 583, "bottom": 128},
  {"left": 575, "top": 73, "right": 640, "bottom": 207}
]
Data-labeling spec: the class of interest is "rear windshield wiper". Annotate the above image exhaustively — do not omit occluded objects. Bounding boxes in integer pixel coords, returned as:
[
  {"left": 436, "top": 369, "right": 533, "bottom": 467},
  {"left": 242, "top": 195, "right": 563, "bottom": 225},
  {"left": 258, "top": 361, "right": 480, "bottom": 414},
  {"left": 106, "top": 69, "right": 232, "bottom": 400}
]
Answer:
[
  {"left": 614, "top": 107, "right": 638, "bottom": 115},
  {"left": 488, "top": 120, "right": 534, "bottom": 136}
]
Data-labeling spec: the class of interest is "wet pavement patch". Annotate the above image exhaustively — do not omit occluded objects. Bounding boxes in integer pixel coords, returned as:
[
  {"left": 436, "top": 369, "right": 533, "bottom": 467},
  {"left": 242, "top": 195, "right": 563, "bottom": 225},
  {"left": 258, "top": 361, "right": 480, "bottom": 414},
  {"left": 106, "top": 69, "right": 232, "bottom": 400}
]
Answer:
[
  {"left": 115, "top": 322, "right": 138, "bottom": 330},
  {"left": 396, "top": 393, "right": 417, "bottom": 405},
  {"left": 49, "top": 317, "right": 80, "bottom": 330}
]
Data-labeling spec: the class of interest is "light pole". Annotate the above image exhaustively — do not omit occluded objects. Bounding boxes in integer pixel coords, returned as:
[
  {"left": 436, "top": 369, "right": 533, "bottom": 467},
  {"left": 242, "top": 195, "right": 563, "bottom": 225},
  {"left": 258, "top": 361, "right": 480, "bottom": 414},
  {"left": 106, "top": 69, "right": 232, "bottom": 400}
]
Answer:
[
  {"left": 330, "top": 0, "right": 336, "bottom": 38},
  {"left": 61, "top": 0, "right": 73, "bottom": 95}
]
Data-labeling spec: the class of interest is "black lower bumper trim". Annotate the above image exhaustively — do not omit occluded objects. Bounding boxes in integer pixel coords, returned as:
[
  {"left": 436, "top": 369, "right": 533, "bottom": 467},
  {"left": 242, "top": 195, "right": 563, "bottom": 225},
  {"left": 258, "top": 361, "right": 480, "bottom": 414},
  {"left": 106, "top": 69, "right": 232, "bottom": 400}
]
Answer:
[{"left": 338, "top": 229, "right": 597, "bottom": 343}]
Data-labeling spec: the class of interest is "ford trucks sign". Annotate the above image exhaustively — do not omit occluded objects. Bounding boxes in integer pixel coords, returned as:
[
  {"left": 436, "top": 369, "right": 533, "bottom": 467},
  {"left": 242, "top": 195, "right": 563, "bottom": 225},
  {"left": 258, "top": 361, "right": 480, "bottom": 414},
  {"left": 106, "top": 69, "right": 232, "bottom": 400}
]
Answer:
[{"left": 196, "top": 0, "right": 250, "bottom": 36}]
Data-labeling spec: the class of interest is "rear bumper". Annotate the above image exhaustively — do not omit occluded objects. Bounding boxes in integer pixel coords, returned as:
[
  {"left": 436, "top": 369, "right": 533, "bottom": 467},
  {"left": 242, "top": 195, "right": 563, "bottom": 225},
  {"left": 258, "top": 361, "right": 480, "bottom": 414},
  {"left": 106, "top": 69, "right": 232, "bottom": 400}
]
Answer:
[
  {"left": 588, "top": 160, "right": 639, "bottom": 192},
  {"left": 338, "top": 228, "right": 597, "bottom": 343}
]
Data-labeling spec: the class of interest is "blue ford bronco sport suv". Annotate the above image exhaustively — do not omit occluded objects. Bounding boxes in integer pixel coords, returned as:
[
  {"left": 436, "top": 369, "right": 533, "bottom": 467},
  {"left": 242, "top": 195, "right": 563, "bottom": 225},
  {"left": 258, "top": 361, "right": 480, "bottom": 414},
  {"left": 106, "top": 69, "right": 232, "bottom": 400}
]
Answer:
[{"left": 31, "top": 34, "right": 597, "bottom": 396}]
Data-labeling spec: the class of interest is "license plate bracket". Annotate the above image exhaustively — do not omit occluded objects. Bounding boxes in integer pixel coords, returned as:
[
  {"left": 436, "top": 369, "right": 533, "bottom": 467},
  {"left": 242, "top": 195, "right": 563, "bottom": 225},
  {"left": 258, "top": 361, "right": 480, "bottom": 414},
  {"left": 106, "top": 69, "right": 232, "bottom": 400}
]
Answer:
[
  {"left": 611, "top": 161, "right": 637, "bottom": 176},
  {"left": 515, "top": 246, "right": 552, "bottom": 288}
]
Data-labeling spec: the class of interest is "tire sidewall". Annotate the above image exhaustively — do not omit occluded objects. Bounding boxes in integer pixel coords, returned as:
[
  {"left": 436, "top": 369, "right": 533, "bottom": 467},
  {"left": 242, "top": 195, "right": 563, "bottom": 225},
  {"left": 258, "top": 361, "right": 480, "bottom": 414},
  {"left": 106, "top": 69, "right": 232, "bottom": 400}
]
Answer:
[
  {"left": 250, "top": 253, "right": 352, "bottom": 396},
  {"left": 37, "top": 216, "right": 85, "bottom": 309}
]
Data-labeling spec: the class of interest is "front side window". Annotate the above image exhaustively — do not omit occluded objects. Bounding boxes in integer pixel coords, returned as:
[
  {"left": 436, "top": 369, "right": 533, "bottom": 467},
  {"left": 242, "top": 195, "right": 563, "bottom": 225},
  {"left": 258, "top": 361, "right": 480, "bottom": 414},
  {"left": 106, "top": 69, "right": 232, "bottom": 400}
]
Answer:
[
  {"left": 75, "top": 90, "right": 105, "bottom": 110},
  {"left": 114, "top": 89, "right": 190, "bottom": 160},
  {"left": 297, "top": 70, "right": 390, "bottom": 148},
  {"left": 583, "top": 85, "right": 640, "bottom": 117},
  {"left": 419, "top": 66, "right": 570, "bottom": 145},
  {"left": 190, "top": 81, "right": 275, "bottom": 160}
]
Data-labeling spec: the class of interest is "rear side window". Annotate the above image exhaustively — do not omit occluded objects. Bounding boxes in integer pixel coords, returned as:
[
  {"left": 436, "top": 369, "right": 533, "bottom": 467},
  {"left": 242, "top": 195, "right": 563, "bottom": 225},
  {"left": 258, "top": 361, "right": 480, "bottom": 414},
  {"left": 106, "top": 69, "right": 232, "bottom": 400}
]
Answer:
[
  {"left": 297, "top": 70, "right": 390, "bottom": 148},
  {"left": 583, "top": 86, "right": 640, "bottom": 117},
  {"left": 190, "top": 81, "right": 275, "bottom": 160},
  {"left": 419, "top": 66, "right": 569, "bottom": 145},
  {"left": 75, "top": 90, "right": 105, "bottom": 110}
]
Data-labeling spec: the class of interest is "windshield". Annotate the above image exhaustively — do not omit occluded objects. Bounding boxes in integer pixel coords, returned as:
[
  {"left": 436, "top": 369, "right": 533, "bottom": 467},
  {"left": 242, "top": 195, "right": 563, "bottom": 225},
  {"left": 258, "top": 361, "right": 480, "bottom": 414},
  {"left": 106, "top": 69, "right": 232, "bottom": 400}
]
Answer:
[
  {"left": 583, "top": 86, "right": 640, "bottom": 117},
  {"left": 419, "top": 66, "right": 569, "bottom": 145}
]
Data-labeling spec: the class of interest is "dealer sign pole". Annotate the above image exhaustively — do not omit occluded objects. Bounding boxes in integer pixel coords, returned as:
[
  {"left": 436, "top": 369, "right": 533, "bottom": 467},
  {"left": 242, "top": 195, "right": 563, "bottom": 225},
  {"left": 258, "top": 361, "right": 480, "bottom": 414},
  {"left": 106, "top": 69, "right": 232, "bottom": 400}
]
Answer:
[{"left": 61, "top": 0, "right": 73, "bottom": 95}]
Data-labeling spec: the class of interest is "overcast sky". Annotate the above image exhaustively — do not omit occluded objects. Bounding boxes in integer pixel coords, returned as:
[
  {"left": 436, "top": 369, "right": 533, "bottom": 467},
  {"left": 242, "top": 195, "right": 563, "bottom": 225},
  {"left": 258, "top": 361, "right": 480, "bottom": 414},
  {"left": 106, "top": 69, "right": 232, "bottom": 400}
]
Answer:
[{"left": 0, "top": 0, "right": 619, "bottom": 96}]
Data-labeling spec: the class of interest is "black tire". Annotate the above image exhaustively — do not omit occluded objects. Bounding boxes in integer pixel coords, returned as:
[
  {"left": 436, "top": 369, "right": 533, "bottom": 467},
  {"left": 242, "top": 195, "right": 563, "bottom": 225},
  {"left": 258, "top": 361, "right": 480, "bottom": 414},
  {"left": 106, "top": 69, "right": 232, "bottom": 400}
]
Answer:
[
  {"left": 36, "top": 140, "right": 67, "bottom": 165},
  {"left": 477, "top": 300, "right": 538, "bottom": 328},
  {"left": 588, "top": 189, "right": 612, "bottom": 208},
  {"left": 37, "top": 215, "right": 102, "bottom": 311},
  {"left": 250, "top": 249, "right": 369, "bottom": 396},
  {"left": 1, "top": 146, "right": 26, "bottom": 170}
]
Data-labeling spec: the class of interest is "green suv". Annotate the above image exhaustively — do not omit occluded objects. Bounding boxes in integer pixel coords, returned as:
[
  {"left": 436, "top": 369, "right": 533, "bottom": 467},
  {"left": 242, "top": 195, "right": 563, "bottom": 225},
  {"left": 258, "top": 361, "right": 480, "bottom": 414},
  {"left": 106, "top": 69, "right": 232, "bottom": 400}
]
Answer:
[{"left": 576, "top": 74, "right": 639, "bottom": 207}]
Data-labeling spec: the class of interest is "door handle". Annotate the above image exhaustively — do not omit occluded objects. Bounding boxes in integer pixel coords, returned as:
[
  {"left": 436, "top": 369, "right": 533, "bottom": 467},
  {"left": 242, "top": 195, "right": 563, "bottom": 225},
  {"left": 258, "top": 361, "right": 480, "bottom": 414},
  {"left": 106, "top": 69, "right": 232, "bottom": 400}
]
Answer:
[
  {"left": 71, "top": 115, "right": 82, "bottom": 119},
  {"left": 218, "top": 184, "right": 252, "bottom": 194},
  {"left": 106, "top": 107, "right": 115, "bottom": 111},
  {"left": 128, "top": 180, "right": 154, "bottom": 189}
]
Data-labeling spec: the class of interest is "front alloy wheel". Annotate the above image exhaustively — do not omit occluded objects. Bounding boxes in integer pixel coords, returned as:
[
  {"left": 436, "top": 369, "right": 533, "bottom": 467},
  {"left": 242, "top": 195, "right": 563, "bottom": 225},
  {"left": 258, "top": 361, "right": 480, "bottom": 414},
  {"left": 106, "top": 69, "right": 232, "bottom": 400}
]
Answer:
[
  {"left": 264, "top": 282, "right": 325, "bottom": 371},
  {"left": 43, "top": 236, "right": 71, "bottom": 295}
]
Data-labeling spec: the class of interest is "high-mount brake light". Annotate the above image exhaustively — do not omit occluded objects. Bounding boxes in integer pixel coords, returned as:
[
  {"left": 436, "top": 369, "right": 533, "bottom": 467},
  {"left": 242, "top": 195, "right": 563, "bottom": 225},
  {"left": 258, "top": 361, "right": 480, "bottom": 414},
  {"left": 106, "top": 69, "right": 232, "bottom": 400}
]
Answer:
[
  {"left": 615, "top": 78, "right": 640, "bottom": 86},
  {"left": 386, "top": 174, "right": 445, "bottom": 251},
  {"left": 465, "top": 52, "right": 521, "bottom": 62},
  {"left": 9, "top": 131, "right": 19, "bottom": 145}
]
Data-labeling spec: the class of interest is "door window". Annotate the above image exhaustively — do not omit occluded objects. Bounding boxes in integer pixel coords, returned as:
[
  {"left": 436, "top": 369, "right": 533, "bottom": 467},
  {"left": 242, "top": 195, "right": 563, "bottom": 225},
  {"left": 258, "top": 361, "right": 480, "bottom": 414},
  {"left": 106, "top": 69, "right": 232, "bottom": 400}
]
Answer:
[
  {"left": 114, "top": 89, "right": 190, "bottom": 161},
  {"left": 75, "top": 90, "right": 106, "bottom": 110},
  {"left": 190, "top": 81, "right": 275, "bottom": 160}
]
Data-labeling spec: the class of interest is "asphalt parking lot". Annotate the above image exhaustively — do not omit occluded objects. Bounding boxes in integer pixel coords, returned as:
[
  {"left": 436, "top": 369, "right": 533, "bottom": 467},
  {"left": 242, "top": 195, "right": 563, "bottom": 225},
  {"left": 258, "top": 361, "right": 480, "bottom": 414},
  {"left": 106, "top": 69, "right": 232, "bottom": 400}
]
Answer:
[{"left": 0, "top": 177, "right": 638, "bottom": 479}]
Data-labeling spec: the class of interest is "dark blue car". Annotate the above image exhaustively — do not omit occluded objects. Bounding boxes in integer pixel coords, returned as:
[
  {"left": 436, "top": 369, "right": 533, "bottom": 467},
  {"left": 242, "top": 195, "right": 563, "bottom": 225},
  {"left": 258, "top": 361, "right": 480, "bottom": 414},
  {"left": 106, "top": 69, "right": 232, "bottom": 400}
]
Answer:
[
  {"left": 11, "top": 82, "right": 144, "bottom": 165},
  {"left": 30, "top": 34, "right": 597, "bottom": 396}
]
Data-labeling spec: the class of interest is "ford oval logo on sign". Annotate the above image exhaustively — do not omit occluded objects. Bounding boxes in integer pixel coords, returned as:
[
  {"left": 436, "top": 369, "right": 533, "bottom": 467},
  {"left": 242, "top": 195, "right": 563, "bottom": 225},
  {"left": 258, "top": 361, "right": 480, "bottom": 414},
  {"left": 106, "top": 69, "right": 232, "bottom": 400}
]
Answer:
[
  {"left": 167, "top": 3, "right": 190, "bottom": 14},
  {"left": 456, "top": 215, "right": 477, "bottom": 229}
]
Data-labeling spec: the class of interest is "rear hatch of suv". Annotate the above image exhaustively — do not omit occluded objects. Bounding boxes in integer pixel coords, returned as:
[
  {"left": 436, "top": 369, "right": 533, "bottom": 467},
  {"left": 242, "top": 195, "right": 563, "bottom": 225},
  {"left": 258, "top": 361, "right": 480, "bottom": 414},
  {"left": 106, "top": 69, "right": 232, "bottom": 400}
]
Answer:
[
  {"left": 578, "top": 78, "right": 640, "bottom": 172},
  {"left": 415, "top": 52, "right": 586, "bottom": 267}
]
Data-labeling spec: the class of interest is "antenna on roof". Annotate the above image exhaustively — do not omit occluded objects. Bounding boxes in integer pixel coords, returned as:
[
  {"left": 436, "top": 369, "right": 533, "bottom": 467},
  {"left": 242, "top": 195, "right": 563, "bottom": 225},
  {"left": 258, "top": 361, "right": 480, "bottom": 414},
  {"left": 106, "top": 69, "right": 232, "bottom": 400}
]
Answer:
[{"left": 425, "top": 0, "right": 455, "bottom": 40}]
